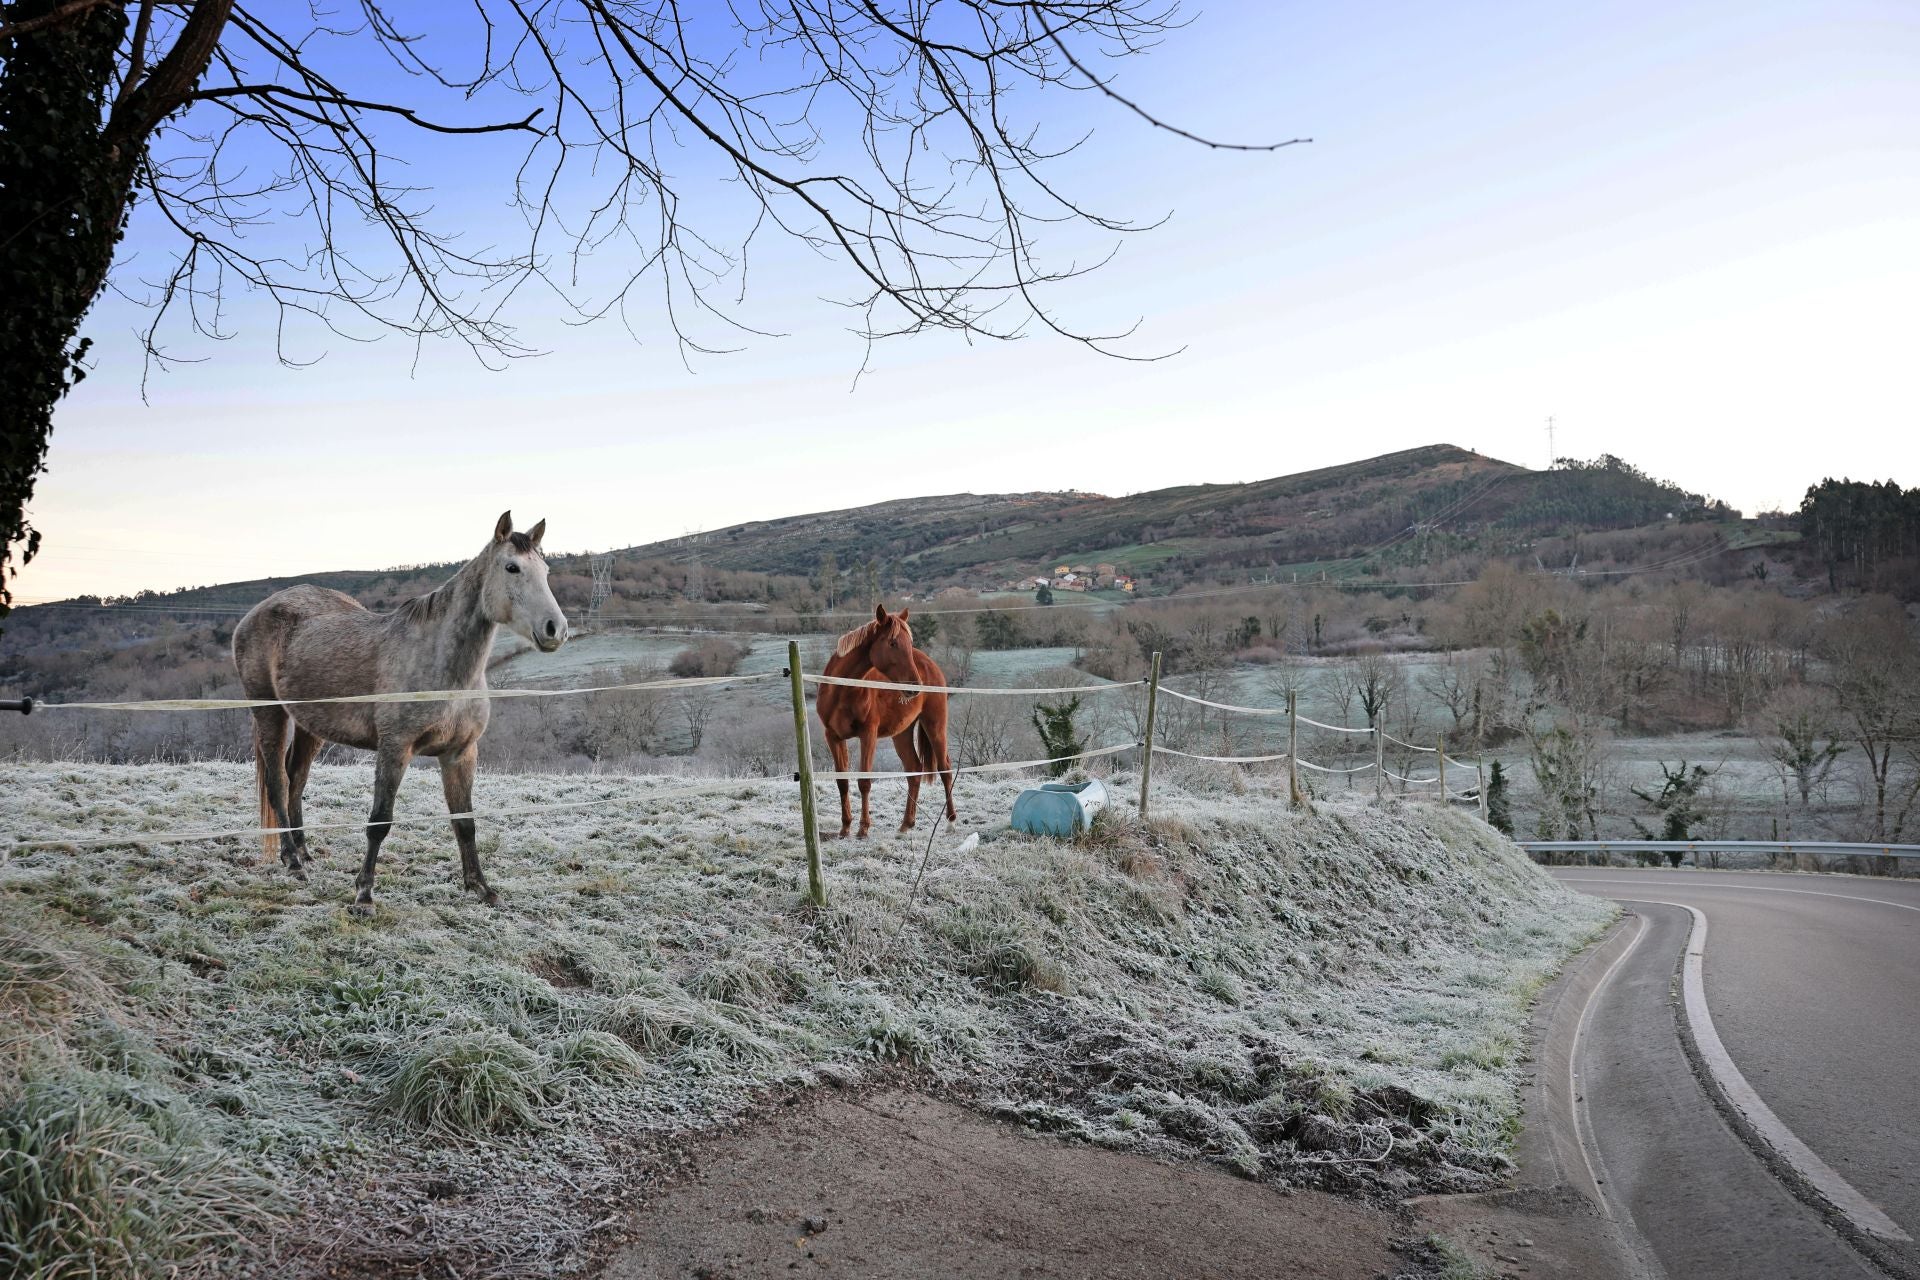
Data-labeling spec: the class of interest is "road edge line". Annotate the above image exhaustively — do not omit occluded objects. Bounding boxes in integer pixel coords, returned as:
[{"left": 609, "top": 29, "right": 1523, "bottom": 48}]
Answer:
[
  {"left": 1670, "top": 903, "right": 1910, "bottom": 1242},
  {"left": 1508, "top": 913, "right": 1666, "bottom": 1279},
  {"left": 1617, "top": 897, "right": 1918, "bottom": 1274}
]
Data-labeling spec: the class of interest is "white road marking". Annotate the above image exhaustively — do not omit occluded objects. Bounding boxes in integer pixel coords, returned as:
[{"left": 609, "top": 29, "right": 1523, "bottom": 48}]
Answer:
[
  {"left": 1565, "top": 914, "right": 1672, "bottom": 1280},
  {"left": 1610, "top": 897, "right": 1912, "bottom": 1244},
  {"left": 1559, "top": 876, "right": 1920, "bottom": 914},
  {"left": 1569, "top": 915, "right": 1648, "bottom": 1214}
]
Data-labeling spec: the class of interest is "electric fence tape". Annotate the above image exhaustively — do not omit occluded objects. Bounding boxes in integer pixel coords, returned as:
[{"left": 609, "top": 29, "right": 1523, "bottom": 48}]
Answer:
[
  {"left": 30, "top": 671, "right": 781, "bottom": 713},
  {"left": 813, "top": 741, "right": 1137, "bottom": 781},
  {"left": 804, "top": 674, "right": 1143, "bottom": 696},
  {"left": 6, "top": 777, "right": 778, "bottom": 854},
  {"left": 1149, "top": 744, "right": 1292, "bottom": 764}
]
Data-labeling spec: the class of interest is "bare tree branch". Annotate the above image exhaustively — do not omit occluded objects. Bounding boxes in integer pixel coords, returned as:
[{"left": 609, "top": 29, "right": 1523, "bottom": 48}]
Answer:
[{"left": 0, "top": 0, "right": 113, "bottom": 43}]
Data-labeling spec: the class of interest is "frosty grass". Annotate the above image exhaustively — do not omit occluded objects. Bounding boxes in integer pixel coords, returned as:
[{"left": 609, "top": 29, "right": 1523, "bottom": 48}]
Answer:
[{"left": 1, "top": 759, "right": 1613, "bottom": 1276}]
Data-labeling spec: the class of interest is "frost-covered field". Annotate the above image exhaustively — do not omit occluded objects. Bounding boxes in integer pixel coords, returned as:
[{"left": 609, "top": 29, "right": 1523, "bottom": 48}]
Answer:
[
  {"left": 1, "top": 761, "right": 1611, "bottom": 1278},
  {"left": 490, "top": 628, "right": 1092, "bottom": 691}
]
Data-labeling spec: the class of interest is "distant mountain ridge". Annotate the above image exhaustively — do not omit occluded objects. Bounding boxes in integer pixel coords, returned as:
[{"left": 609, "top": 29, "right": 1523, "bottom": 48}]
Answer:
[
  {"left": 22, "top": 444, "right": 1735, "bottom": 614},
  {"left": 614, "top": 444, "right": 1731, "bottom": 587}
]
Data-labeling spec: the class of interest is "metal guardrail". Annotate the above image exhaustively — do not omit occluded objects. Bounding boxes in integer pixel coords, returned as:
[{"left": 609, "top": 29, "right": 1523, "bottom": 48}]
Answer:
[{"left": 1518, "top": 839, "right": 1920, "bottom": 860}]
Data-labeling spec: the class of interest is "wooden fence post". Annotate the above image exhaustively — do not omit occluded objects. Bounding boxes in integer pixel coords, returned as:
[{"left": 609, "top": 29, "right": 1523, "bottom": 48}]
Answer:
[
  {"left": 1138, "top": 650, "right": 1162, "bottom": 819},
  {"left": 1436, "top": 736, "right": 1447, "bottom": 805},
  {"left": 1372, "top": 725, "right": 1384, "bottom": 800},
  {"left": 1477, "top": 761, "right": 1489, "bottom": 823},
  {"left": 1287, "top": 690, "right": 1303, "bottom": 808},
  {"left": 787, "top": 641, "right": 826, "bottom": 907}
]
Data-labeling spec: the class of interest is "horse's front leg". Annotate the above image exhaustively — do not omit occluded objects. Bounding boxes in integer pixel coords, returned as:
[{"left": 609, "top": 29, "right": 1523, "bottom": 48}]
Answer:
[
  {"left": 856, "top": 732, "right": 878, "bottom": 839},
  {"left": 353, "top": 744, "right": 412, "bottom": 916},
  {"left": 827, "top": 737, "right": 853, "bottom": 839},
  {"left": 442, "top": 744, "right": 496, "bottom": 906}
]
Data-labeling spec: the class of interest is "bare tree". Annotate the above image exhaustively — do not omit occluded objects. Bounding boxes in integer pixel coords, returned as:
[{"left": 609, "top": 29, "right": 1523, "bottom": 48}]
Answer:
[
  {"left": 1327, "top": 660, "right": 1361, "bottom": 726},
  {"left": 1419, "top": 650, "right": 1480, "bottom": 737},
  {"left": 0, "top": 0, "right": 1305, "bottom": 612},
  {"left": 1527, "top": 715, "right": 1613, "bottom": 842},
  {"left": 1755, "top": 684, "right": 1845, "bottom": 835},
  {"left": 951, "top": 695, "right": 1022, "bottom": 769},
  {"left": 933, "top": 620, "right": 977, "bottom": 688},
  {"left": 1451, "top": 561, "right": 1537, "bottom": 652},
  {"left": 1819, "top": 601, "right": 1920, "bottom": 842},
  {"left": 678, "top": 687, "right": 716, "bottom": 753},
  {"left": 581, "top": 662, "right": 668, "bottom": 759},
  {"left": 1351, "top": 646, "right": 1402, "bottom": 729}
]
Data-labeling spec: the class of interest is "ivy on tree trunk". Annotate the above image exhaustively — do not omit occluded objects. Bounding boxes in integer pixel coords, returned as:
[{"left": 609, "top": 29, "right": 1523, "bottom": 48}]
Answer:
[{"left": 1, "top": 0, "right": 135, "bottom": 618}]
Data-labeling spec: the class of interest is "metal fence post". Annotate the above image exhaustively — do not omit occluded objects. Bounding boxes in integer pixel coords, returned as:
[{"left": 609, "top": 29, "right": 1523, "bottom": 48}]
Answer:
[
  {"left": 787, "top": 641, "right": 826, "bottom": 907},
  {"left": 1372, "top": 724, "right": 1384, "bottom": 801},
  {"left": 1287, "top": 690, "right": 1303, "bottom": 808},
  {"left": 1138, "top": 651, "right": 1162, "bottom": 819}
]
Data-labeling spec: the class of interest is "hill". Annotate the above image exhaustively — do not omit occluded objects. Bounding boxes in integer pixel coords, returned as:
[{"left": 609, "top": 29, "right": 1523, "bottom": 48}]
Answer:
[
  {"left": 8, "top": 445, "right": 1736, "bottom": 623},
  {"left": 611, "top": 444, "right": 1735, "bottom": 588},
  {"left": 0, "top": 762, "right": 1611, "bottom": 1276}
]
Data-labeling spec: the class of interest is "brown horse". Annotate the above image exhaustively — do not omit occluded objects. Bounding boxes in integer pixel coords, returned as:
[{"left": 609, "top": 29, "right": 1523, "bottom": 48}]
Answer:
[
  {"left": 816, "top": 604, "right": 957, "bottom": 838},
  {"left": 231, "top": 512, "right": 568, "bottom": 913}
]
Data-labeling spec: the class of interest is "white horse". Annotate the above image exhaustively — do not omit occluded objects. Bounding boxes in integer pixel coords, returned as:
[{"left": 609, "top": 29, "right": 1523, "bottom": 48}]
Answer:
[{"left": 232, "top": 512, "right": 567, "bottom": 913}]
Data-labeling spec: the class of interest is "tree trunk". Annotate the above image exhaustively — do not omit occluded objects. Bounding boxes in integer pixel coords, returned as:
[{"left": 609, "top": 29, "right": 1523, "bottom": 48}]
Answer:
[
  {"left": 1, "top": 0, "right": 234, "bottom": 614},
  {"left": 0, "top": 0, "right": 136, "bottom": 609}
]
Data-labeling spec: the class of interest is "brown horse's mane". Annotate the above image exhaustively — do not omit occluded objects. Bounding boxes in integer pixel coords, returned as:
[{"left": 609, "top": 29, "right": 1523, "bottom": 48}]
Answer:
[
  {"left": 832, "top": 619, "right": 875, "bottom": 657},
  {"left": 834, "top": 613, "right": 911, "bottom": 658}
]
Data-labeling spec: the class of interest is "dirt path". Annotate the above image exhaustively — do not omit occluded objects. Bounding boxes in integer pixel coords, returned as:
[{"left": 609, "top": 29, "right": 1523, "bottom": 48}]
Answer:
[
  {"left": 590, "top": 920, "right": 1655, "bottom": 1280},
  {"left": 594, "top": 1088, "right": 1409, "bottom": 1280}
]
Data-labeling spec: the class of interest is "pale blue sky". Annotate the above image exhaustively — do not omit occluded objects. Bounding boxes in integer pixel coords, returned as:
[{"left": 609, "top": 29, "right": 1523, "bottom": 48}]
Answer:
[{"left": 22, "top": 0, "right": 1919, "bottom": 599}]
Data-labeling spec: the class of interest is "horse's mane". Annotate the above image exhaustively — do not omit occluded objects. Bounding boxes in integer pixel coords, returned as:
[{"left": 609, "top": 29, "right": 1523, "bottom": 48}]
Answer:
[
  {"left": 833, "top": 614, "right": 912, "bottom": 657},
  {"left": 833, "top": 619, "right": 877, "bottom": 657},
  {"left": 393, "top": 592, "right": 439, "bottom": 623}
]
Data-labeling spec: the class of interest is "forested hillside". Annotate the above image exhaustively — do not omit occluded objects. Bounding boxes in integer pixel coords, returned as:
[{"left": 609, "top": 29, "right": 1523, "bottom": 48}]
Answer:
[
  {"left": 609, "top": 445, "right": 1739, "bottom": 590},
  {"left": 1798, "top": 477, "right": 1920, "bottom": 595}
]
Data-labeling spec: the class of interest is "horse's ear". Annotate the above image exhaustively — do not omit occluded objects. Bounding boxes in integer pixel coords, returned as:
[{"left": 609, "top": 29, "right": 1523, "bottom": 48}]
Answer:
[
  {"left": 527, "top": 519, "right": 546, "bottom": 549},
  {"left": 898, "top": 607, "right": 911, "bottom": 622},
  {"left": 874, "top": 602, "right": 888, "bottom": 623},
  {"left": 494, "top": 511, "right": 513, "bottom": 543}
]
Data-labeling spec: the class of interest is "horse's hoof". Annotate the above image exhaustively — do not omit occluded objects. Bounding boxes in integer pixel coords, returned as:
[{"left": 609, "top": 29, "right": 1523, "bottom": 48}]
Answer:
[
  {"left": 480, "top": 889, "right": 500, "bottom": 907},
  {"left": 289, "top": 865, "right": 308, "bottom": 883},
  {"left": 856, "top": 829, "right": 870, "bottom": 840},
  {"left": 348, "top": 899, "right": 375, "bottom": 918}
]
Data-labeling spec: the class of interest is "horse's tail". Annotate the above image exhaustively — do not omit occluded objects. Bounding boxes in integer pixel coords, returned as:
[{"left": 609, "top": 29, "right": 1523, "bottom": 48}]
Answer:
[
  {"left": 255, "top": 747, "right": 277, "bottom": 863},
  {"left": 917, "top": 716, "right": 951, "bottom": 783}
]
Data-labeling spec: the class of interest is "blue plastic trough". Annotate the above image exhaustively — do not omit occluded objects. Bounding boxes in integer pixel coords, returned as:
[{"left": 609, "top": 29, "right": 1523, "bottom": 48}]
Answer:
[{"left": 1010, "top": 779, "right": 1109, "bottom": 837}]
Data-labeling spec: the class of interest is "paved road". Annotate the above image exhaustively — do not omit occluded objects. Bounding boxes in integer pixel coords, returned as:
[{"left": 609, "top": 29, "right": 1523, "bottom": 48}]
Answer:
[{"left": 1552, "top": 868, "right": 1920, "bottom": 1279}]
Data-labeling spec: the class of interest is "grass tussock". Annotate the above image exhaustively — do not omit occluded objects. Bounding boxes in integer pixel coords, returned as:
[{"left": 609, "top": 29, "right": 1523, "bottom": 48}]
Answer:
[
  {"left": 0, "top": 1081, "right": 269, "bottom": 1279},
  {"left": 544, "top": 1029, "right": 649, "bottom": 1088},
  {"left": 383, "top": 1030, "right": 549, "bottom": 1136},
  {"left": 0, "top": 761, "right": 1613, "bottom": 1275}
]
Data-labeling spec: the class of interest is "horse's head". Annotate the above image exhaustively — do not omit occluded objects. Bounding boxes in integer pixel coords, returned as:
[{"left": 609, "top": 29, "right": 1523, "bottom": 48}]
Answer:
[
  {"left": 484, "top": 511, "right": 569, "bottom": 652},
  {"left": 866, "top": 604, "right": 918, "bottom": 689}
]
